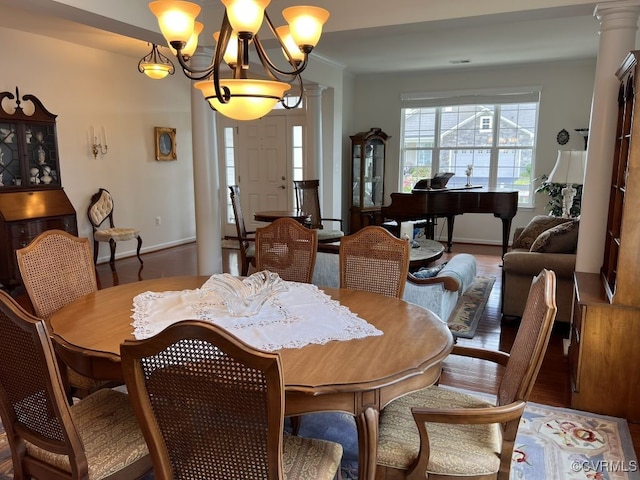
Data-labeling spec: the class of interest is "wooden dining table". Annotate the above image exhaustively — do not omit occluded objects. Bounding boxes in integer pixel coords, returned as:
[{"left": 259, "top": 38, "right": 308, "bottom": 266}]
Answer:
[
  {"left": 48, "top": 276, "right": 454, "bottom": 480},
  {"left": 253, "top": 209, "right": 311, "bottom": 223}
]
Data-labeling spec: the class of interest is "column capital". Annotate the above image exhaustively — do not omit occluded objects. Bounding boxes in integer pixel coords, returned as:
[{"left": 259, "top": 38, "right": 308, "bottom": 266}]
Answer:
[
  {"left": 304, "top": 84, "right": 327, "bottom": 97},
  {"left": 595, "top": 1, "right": 640, "bottom": 29}
]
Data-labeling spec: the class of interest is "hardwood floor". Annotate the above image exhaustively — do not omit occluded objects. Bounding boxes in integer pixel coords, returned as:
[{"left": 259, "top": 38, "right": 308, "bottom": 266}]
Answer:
[{"left": 42, "top": 241, "right": 640, "bottom": 459}]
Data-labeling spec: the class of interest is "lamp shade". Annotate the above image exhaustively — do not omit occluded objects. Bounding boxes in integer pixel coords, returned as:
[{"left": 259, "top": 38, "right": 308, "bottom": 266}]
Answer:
[
  {"left": 221, "top": 0, "right": 270, "bottom": 35},
  {"left": 548, "top": 150, "right": 587, "bottom": 185},
  {"left": 275, "top": 25, "right": 305, "bottom": 63},
  {"left": 170, "top": 21, "right": 203, "bottom": 57},
  {"left": 282, "top": 5, "right": 329, "bottom": 49},
  {"left": 193, "top": 78, "right": 291, "bottom": 121},
  {"left": 150, "top": 1, "right": 201, "bottom": 46},
  {"left": 213, "top": 30, "right": 240, "bottom": 67}
]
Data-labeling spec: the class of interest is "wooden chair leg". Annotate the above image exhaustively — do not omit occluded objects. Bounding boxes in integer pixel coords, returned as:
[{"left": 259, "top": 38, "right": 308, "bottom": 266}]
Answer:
[
  {"left": 93, "top": 240, "right": 99, "bottom": 265},
  {"left": 136, "top": 236, "right": 143, "bottom": 264},
  {"left": 109, "top": 239, "right": 116, "bottom": 271}
]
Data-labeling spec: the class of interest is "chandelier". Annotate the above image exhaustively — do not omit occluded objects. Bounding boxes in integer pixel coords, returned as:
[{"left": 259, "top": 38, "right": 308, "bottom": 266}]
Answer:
[
  {"left": 147, "top": 0, "right": 330, "bottom": 121},
  {"left": 138, "top": 43, "right": 175, "bottom": 79}
]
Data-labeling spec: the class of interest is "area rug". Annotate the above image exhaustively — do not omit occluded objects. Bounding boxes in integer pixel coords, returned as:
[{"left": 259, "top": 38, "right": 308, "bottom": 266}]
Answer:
[
  {"left": 447, "top": 275, "right": 495, "bottom": 339},
  {"left": 1, "top": 401, "right": 637, "bottom": 479},
  {"left": 292, "top": 400, "right": 639, "bottom": 480}
]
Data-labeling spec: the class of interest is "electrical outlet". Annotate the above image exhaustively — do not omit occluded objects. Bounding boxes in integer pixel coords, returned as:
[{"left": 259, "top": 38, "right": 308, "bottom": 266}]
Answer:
[{"left": 155, "top": 216, "right": 161, "bottom": 226}]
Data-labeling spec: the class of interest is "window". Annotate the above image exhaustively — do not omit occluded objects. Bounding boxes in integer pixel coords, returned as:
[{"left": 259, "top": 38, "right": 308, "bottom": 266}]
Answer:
[{"left": 400, "top": 89, "right": 540, "bottom": 206}]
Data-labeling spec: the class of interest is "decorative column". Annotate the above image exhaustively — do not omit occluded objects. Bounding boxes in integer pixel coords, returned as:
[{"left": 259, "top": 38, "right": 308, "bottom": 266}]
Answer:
[
  {"left": 190, "top": 48, "right": 223, "bottom": 275},
  {"left": 304, "top": 84, "right": 326, "bottom": 181},
  {"left": 576, "top": 1, "right": 640, "bottom": 272}
]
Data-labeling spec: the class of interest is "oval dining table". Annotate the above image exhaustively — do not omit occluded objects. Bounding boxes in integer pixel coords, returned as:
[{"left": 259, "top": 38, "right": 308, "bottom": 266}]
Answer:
[{"left": 48, "top": 275, "right": 454, "bottom": 480}]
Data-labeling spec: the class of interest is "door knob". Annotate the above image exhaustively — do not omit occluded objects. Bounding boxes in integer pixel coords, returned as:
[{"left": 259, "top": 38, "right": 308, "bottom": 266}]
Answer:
[{"left": 279, "top": 185, "right": 286, "bottom": 189}]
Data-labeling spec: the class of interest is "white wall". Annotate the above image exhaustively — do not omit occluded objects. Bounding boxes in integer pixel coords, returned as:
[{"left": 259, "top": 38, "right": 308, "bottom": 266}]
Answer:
[
  {"left": 352, "top": 59, "right": 596, "bottom": 245},
  {"left": 0, "top": 26, "right": 196, "bottom": 263}
]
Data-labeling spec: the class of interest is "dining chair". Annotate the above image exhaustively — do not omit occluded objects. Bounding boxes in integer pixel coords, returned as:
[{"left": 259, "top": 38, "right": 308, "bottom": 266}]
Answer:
[
  {"left": 339, "top": 225, "right": 410, "bottom": 298},
  {"left": 229, "top": 184, "right": 257, "bottom": 276},
  {"left": 0, "top": 290, "right": 152, "bottom": 480},
  {"left": 375, "top": 269, "right": 557, "bottom": 480},
  {"left": 15, "top": 229, "right": 117, "bottom": 398},
  {"left": 293, "top": 179, "right": 344, "bottom": 243},
  {"left": 120, "top": 320, "right": 344, "bottom": 480},
  {"left": 256, "top": 217, "right": 318, "bottom": 283},
  {"left": 87, "top": 187, "right": 143, "bottom": 270}
]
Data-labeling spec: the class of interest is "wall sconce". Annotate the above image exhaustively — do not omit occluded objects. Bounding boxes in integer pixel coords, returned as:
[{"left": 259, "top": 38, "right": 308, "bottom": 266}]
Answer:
[{"left": 91, "top": 126, "right": 108, "bottom": 159}]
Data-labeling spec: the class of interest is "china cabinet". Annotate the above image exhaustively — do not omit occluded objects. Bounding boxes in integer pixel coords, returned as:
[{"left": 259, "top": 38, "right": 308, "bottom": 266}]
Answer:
[
  {"left": 349, "top": 127, "right": 389, "bottom": 232},
  {"left": 569, "top": 52, "right": 640, "bottom": 421},
  {"left": 0, "top": 88, "right": 77, "bottom": 290}
]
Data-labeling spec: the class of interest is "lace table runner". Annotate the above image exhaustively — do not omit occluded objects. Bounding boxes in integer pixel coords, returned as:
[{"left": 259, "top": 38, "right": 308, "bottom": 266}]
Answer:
[{"left": 131, "top": 280, "right": 383, "bottom": 351}]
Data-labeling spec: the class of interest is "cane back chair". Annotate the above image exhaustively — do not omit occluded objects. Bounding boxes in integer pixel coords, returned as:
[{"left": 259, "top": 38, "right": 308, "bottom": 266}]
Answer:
[
  {"left": 339, "top": 225, "right": 410, "bottom": 298},
  {"left": 376, "top": 269, "right": 557, "bottom": 480},
  {"left": 256, "top": 217, "right": 318, "bottom": 283},
  {"left": 15, "top": 229, "right": 118, "bottom": 398},
  {"left": 120, "top": 320, "right": 343, "bottom": 480},
  {"left": 0, "top": 290, "right": 151, "bottom": 480}
]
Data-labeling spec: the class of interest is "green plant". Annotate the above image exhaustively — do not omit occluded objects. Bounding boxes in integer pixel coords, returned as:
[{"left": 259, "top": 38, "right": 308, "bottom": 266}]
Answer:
[{"left": 535, "top": 174, "right": 582, "bottom": 217}]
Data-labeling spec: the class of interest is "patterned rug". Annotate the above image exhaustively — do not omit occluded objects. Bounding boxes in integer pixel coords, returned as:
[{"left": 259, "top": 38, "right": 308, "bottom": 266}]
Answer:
[
  {"left": 1, "top": 400, "right": 637, "bottom": 479},
  {"left": 447, "top": 275, "right": 495, "bottom": 338},
  {"left": 295, "top": 399, "right": 639, "bottom": 480}
]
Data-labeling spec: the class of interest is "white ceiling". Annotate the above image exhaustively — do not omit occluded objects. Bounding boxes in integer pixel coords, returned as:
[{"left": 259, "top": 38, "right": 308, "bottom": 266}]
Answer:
[{"left": 0, "top": 0, "right": 613, "bottom": 75}]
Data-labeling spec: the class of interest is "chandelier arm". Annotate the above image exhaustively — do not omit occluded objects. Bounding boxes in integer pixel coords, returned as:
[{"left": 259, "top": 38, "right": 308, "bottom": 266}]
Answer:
[
  {"left": 253, "top": 33, "right": 309, "bottom": 78},
  {"left": 280, "top": 74, "right": 304, "bottom": 110}
]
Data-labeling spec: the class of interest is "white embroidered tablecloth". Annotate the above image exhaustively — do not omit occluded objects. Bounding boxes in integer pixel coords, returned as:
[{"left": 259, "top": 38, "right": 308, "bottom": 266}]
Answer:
[{"left": 131, "top": 278, "right": 383, "bottom": 352}]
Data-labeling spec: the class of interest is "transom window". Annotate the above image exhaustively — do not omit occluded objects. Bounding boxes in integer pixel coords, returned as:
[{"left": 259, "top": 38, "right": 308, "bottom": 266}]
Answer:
[{"left": 400, "top": 89, "right": 540, "bottom": 206}]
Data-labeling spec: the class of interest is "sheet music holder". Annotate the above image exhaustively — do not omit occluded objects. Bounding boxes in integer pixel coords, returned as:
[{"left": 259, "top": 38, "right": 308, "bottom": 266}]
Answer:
[{"left": 414, "top": 172, "right": 455, "bottom": 190}]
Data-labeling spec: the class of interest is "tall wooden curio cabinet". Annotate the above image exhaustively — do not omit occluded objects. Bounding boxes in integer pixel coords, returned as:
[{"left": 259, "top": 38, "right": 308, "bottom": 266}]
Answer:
[
  {"left": 569, "top": 52, "right": 640, "bottom": 421},
  {"left": 0, "top": 88, "right": 77, "bottom": 291},
  {"left": 349, "top": 128, "right": 389, "bottom": 232}
]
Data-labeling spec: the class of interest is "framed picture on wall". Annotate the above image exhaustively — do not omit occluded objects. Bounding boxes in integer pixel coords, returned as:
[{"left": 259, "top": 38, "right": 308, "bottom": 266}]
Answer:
[{"left": 154, "top": 127, "right": 176, "bottom": 161}]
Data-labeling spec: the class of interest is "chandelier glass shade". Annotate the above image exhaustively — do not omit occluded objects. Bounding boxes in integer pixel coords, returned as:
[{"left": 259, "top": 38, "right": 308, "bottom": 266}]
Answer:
[
  {"left": 148, "top": 0, "right": 329, "bottom": 121},
  {"left": 138, "top": 43, "right": 175, "bottom": 80}
]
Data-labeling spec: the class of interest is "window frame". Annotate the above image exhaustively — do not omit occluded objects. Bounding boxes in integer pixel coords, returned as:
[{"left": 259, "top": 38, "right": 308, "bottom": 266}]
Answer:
[{"left": 399, "top": 88, "right": 541, "bottom": 207}]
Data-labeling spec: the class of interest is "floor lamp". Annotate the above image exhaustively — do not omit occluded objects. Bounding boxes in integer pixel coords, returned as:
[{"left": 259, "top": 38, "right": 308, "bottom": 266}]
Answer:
[{"left": 548, "top": 150, "right": 587, "bottom": 218}]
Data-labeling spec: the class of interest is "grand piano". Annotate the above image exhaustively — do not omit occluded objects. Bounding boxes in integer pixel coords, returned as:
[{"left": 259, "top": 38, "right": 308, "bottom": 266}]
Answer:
[{"left": 381, "top": 187, "right": 519, "bottom": 257}]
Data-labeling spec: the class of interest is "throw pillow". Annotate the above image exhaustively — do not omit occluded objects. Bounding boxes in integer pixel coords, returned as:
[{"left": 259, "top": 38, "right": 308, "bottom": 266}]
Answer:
[
  {"left": 513, "top": 215, "right": 573, "bottom": 250},
  {"left": 413, "top": 261, "right": 448, "bottom": 279},
  {"left": 530, "top": 220, "right": 579, "bottom": 253}
]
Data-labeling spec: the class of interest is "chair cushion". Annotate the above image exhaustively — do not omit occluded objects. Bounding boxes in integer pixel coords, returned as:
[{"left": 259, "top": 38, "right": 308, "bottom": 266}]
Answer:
[
  {"left": 26, "top": 388, "right": 149, "bottom": 478},
  {"left": 94, "top": 227, "right": 140, "bottom": 242},
  {"left": 530, "top": 219, "right": 579, "bottom": 253},
  {"left": 283, "top": 434, "right": 343, "bottom": 480},
  {"left": 512, "top": 215, "right": 573, "bottom": 250},
  {"left": 317, "top": 229, "right": 344, "bottom": 242},
  {"left": 377, "top": 386, "right": 501, "bottom": 476}
]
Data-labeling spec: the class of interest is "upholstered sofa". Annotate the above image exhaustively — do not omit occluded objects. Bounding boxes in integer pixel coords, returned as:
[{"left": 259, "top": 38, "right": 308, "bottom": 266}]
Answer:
[
  {"left": 502, "top": 215, "right": 578, "bottom": 323},
  {"left": 311, "top": 252, "right": 477, "bottom": 323}
]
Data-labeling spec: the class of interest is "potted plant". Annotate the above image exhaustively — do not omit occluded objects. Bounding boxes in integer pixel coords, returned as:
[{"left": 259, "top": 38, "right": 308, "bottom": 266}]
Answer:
[{"left": 535, "top": 174, "right": 582, "bottom": 217}]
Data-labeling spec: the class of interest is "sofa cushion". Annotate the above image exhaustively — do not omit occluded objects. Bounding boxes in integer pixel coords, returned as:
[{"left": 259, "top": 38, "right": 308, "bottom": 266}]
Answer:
[
  {"left": 512, "top": 215, "right": 573, "bottom": 250},
  {"left": 413, "top": 262, "right": 448, "bottom": 279},
  {"left": 530, "top": 220, "right": 579, "bottom": 253}
]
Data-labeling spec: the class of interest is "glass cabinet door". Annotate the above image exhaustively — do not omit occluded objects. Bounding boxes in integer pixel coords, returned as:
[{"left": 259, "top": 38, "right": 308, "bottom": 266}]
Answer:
[
  {"left": 25, "top": 123, "right": 59, "bottom": 187},
  {"left": 352, "top": 144, "right": 361, "bottom": 207},
  {"left": 0, "top": 122, "right": 20, "bottom": 187}
]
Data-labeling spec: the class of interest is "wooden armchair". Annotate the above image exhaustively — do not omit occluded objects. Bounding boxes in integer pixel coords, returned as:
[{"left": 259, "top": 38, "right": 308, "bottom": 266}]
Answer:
[
  {"left": 88, "top": 188, "right": 143, "bottom": 270},
  {"left": 376, "top": 269, "right": 557, "bottom": 480},
  {"left": 15, "top": 229, "right": 118, "bottom": 398},
  {"left": 0, "top": 290, "right": 151, "bottom": 479},
  {"left": 120, "top": 320, "right": 343, "bottom": 480},
  {"left": 229, "top": 185, "right": 257, "bottom": 276},
  {"left": 339, "top": 225, "right": 410, "bottom": 298},
  {"left": 256, "top": 217, "right": 318, "bottom": 283},
  {"left": 293, "top": 179, "right": 344, "bottom": 243}
]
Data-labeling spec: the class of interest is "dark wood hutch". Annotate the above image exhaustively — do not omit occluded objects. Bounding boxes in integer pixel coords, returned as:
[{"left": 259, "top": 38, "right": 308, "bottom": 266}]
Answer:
[{"left": 0, "top": 88, "right": 77, "bottom": 290}]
